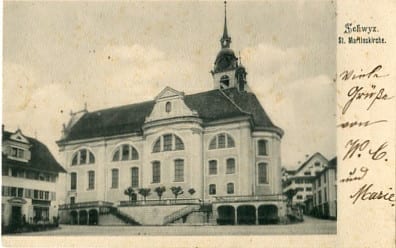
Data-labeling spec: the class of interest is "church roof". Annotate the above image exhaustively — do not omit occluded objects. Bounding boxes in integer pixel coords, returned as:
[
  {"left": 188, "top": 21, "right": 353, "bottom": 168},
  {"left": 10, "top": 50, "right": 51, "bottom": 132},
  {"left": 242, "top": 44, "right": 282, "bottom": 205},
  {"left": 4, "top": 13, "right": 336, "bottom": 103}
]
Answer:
[
  {"left": 59, "top": 88, "right": 283, "bottom": 143},
  {"left": 2, "top": 130, "right": 66, "bottom": 173}
]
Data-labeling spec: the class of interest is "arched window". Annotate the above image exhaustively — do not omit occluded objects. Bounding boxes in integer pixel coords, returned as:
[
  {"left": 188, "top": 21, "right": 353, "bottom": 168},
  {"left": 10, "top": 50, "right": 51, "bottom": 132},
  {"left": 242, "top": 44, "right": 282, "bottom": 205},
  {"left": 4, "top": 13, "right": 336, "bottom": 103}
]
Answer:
[
  {"left": 152, "top": 134, "right": 185, "bottom": 153},
  {"left": 226, "top": 158, "right": 235, "bottom": 174},
  {"left": 227, "top": 183, "right": 234, "bottom": 194},
  {"left": 209, "top": 160, "right": 217, "bottom": 175},
  {"left": 153, "top": 139, "right": 161, "bottom": 153},
  {"left": 209, "top": 133, "right": 235, "bottom": 150},
  {"left": 257, "top": 140, "right": 268, "bottom": 156},
  {"left": 165, "top": 102, "right": 172, "bottom": 113},
  {"left": 71, "top": 149, "right": 95, "bottom": 165},
  {"left": 220, "top": 75, "right": 230, "bottom": 89},
  {"left": 112, "top": 144, "right": 139, "bottom": 161}
]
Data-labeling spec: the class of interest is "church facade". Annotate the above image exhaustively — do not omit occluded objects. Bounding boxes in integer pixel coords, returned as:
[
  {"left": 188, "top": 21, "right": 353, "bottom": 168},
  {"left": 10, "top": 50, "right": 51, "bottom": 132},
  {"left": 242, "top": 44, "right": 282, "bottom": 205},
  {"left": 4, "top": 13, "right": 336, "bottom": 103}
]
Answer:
[{"left": 57, "top": 3, "right": 287, "bottom": 225}]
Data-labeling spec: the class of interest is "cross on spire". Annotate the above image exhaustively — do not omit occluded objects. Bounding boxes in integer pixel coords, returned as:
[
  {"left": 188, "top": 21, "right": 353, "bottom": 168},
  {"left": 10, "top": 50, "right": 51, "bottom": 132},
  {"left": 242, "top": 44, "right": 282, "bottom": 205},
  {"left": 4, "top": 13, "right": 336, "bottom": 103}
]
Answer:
[{"left": 220, "top": 1, "right": 232, "bottom": 48}]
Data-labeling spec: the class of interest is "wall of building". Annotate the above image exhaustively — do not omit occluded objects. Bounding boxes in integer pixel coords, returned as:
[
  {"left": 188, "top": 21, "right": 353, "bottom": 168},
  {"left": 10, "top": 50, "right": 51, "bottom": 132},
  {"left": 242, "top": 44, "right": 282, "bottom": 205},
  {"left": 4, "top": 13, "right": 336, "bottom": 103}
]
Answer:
[
  {"left": 253, "top": 131, "right": 282, "bottom": 195},
  {"left": 59, "top": 120, "right": 283, "bottom": 206},
  {"left": 2, "top": 176, "right": 59, "bottom": 226},
  {"left": 203, "top": 121, "right": 250, "bottom": 200}
]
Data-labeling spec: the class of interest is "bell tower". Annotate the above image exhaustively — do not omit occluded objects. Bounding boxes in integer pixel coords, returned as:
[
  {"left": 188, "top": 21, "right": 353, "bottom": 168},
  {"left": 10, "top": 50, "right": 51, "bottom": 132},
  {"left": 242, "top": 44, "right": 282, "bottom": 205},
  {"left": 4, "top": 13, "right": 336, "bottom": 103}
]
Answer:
[{"left": 211, "top": 1, "right": 248, "bottom": 91}]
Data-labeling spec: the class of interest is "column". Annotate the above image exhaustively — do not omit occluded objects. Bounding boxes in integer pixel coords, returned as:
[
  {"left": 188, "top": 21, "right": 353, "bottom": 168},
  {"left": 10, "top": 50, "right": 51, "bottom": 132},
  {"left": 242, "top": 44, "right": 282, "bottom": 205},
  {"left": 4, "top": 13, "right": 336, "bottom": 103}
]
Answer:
[
  {"left": 255, "top": 206, "right": 259, "bottom": 225},
  {"left": 234, "top": 206, "right": 238, "bottom": 225}
]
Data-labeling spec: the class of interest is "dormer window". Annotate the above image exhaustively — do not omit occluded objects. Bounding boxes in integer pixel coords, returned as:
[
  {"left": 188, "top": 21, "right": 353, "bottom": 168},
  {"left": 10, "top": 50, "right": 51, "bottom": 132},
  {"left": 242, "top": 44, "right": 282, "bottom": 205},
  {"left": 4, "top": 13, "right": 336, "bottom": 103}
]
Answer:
[
  {"left": 11, "top": 147, "right": 25, "bottom": 159},
  {"left": 165, "top": 102, "right": 172, "bottom": 113}
]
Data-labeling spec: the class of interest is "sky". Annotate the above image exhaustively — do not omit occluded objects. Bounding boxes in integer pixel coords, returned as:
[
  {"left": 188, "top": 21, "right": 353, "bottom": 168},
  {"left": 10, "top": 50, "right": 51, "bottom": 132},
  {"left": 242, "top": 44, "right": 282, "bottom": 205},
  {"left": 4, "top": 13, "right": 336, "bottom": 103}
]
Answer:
[{"left": 3, "top": 1, "right": 336, "bottom": 167}]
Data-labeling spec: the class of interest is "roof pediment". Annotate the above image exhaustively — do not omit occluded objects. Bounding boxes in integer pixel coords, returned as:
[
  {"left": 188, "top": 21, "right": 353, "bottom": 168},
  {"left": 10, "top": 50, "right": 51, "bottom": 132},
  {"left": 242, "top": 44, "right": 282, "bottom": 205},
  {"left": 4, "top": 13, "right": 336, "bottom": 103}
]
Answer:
[
  {"left": 146, "top": 87, "right": 197, "bottom": 123},
  {"left": 155, "top": 87, "right": 185, "bottom": 101},
  {"left": 10, "top": 129, "right": 30, "bottom": 144}
]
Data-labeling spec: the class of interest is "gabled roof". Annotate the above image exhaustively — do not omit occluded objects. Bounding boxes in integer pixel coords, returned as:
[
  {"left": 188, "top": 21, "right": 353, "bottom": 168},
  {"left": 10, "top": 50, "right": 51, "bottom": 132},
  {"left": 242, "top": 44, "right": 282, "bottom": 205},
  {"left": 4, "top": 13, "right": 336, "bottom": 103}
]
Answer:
[
  {"left": 293, "top": 152, "right": 328, "bottom": 175},
  {"left": 2, "top": 130, "right": 66, "bottom": 173},
  {"left": 59, "top": 88, "right": 283, "bottom": 143}
]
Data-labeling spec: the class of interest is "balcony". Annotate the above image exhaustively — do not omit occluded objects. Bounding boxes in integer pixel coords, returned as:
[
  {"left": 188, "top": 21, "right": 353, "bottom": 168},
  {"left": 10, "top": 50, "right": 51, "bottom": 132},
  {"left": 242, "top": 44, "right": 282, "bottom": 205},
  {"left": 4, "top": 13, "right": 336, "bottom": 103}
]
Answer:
[
  {"left": 213, "top": 194, "right": 286, "bottom": 203},
  {"left": 119, "top": 198, "right": 201, "bottom": 207},
  {"left": 58, "top": 201, "right": 114, "bottom": 210}
]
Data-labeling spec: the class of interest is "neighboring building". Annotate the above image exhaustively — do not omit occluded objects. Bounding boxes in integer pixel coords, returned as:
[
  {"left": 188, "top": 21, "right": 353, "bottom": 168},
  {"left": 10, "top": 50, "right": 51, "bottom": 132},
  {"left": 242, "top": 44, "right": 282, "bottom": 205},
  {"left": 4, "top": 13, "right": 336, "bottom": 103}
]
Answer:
[
  {"left": 57, "top": 2, "right": 287, "bottom": 226},
  {"left": 282, "top": 153, "right": 329, "bottom": 213},
  {"left": 2, "top": 127, "right": 66, "bottom": 231},
  {"left": 312, "top": 157, "right": 337, "bottom": 219}
]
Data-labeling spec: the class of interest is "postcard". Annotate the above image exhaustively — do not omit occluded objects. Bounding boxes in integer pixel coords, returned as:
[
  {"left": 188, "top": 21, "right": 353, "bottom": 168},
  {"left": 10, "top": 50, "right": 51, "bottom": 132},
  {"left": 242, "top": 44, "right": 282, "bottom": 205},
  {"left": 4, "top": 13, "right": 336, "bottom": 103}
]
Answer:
[{"left": 2, "top": 0, "right": 395, "bottom": 247}]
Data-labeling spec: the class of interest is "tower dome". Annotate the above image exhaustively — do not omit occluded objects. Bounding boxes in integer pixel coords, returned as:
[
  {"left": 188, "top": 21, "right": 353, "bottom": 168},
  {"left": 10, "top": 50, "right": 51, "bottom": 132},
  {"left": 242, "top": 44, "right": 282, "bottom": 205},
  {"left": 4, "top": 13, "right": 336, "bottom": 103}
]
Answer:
[{"left": 213, "top": 48, "right": 238, "bottom": 73}]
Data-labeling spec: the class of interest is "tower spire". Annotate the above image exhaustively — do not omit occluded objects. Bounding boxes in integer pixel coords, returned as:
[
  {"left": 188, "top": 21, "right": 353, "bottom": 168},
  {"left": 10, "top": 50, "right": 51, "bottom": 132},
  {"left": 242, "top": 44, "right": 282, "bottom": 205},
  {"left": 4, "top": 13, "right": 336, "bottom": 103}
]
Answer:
[{"left": 221, "top": 1, "right": 231, "bottom": 48}]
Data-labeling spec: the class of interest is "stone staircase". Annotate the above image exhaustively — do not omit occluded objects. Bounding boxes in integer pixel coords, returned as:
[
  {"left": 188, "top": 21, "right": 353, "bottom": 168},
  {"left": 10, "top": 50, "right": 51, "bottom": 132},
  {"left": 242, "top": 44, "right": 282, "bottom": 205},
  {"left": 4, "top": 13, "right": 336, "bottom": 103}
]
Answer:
[
  {"left": 98, "top": 207, "right": 140, "bottom": 226},
  {"left": 163, "top": 205, "right": 201, "bottom": 225}
]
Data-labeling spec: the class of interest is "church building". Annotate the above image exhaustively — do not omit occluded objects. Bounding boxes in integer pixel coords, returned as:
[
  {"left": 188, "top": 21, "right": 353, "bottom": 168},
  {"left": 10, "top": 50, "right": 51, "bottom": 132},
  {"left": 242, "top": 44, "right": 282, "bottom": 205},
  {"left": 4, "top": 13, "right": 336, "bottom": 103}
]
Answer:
[{"left": 57, "top": 2, "right": 287, "bottom": 225}]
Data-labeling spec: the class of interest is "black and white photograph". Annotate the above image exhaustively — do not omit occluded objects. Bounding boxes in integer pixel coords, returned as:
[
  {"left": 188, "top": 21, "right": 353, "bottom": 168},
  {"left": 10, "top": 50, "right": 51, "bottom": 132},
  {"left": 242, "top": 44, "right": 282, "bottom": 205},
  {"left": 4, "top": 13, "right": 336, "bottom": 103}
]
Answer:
[{"left": 2, "top": 0, "right": 338, "bottom": 238}]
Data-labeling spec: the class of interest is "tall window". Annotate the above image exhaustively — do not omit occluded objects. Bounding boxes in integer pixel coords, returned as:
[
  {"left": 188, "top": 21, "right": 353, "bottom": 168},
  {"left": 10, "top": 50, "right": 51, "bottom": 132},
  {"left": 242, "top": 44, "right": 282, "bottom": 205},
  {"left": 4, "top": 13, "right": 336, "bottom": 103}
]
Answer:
[
  {"left": 209, "top": 184, "right": 216, "bottom": 195},
  {"left": 226, "top": 158, "right": 235, "bottom": 174},
  {"left": 227, "top": 183, "right": 234, "bottom": 194},
  {"left": 111, "top": 169, "right": 119, "bottom": 188},
  {"left": 258, "top": 140, "right": 268, "bottom": 156},
  {"left": 165, "top": 102, "right": 172, "bottom": 113},
  {"left": 152, "top": 134, "right": 185, "bottom": 153},
  {"left": 112, "top": 144, "right": 139, "bottom": 161},
  {"left": 258, "top": 163, "right": 268, "bottom": 184},
  {"left": 88, "top": 171, "right": 95, "bottom": 190},
  {"left": 70, "top": 172, "right": 77, "bottom": 190},
  {"left": 209, "top": 160, "right": 217, "bottom": 175},
  {"left": 131, "top": 167, "right": 139, "bottom": 188},
  {"left": 71, "top": 149, "right": 95, "bottom": 165},
  {"left": 152, "top": 161, "right": 161, "bottom": 183},
  {"left": 174, "top": 159, "right": 184, "bottom": 182},
  {"left": 209, "top": 133, "right": 235, "bottom": 150}
]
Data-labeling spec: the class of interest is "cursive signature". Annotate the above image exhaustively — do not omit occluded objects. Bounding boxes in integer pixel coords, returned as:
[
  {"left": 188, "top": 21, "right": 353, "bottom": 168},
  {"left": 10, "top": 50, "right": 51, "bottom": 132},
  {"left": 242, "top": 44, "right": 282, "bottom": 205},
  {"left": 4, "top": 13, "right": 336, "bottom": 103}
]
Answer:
[
  {"left": 340, "top": 65, "right": 389, "bottom": 81},
  {"left": 340, "top": 167, "right": 369, "bottom": 183},
  {"left": 337, "top": 119, "right": 387, "bottom": 128},
  {"left": 350, "top": 184, "right": 395, "bottom": 206},
  {"left": 342, "top": 84, "right": 393, "bottom": 115}
]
